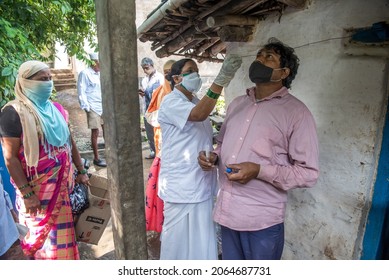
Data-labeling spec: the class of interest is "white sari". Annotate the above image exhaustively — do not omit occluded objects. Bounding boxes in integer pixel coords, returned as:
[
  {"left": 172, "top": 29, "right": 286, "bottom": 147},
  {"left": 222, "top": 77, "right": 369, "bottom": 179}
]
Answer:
[{"left": 160, "top": 198, "right": 218, "bottom": 260}]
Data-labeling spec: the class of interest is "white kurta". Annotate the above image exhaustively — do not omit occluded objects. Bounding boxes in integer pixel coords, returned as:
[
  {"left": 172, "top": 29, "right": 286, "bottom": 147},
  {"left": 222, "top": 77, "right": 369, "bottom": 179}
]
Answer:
[{"left": 77, "top": 67, "right": 103, "bottom": 115}]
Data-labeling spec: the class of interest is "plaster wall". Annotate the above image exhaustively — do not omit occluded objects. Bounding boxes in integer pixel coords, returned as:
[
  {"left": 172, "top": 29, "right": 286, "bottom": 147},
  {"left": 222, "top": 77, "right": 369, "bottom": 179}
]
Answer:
[{"left": 226, "top": 0, "right": 389, "bottom": 259}]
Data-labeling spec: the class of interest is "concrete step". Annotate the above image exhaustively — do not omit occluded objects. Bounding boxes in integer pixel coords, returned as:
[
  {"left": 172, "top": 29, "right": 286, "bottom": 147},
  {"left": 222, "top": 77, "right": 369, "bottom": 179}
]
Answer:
[
  {"left": 54, "top": 78, "right": 77, "bottom": 85},
  {"left": 52, "top": 72, "right": 75, "bottom": 79},
  {"left": 55, "top": 84, "right": 77, "bottom": 91},
  {"left": 51, "top": 68, "right": 76, "bottom": 92},
  {"left": 51, "top": 68, "right": 73, "bottom": 74}
]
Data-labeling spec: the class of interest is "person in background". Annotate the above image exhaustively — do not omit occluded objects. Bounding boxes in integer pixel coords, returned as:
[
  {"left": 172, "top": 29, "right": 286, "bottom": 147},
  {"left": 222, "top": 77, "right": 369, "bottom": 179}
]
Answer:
[
  {"left": 138, "top": 57, "right": 165, "bottom": 159},
  {"left": 77, "top": 52, "right": 106, "bottom": 167},
  {"left": 198, "top": 39, "right": 319, "bottom": 260},
  {"left": 0, "top": 60, "right": 89, "bottom": 260},
  {"left": 0, "top": 174, "right": 27, "bottom": 260},
  {"left": 144, "top": 59, "right": 175, "bottom": 236},
  {"left": 158, "top": 55, "right": 242, "bottom": 259}
]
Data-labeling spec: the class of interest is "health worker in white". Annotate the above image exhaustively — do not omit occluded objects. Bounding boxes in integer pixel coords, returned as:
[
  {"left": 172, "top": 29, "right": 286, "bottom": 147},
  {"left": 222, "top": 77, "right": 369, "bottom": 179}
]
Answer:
[{"left": 158, "top": 55, "right": 242, "bottom": 260}]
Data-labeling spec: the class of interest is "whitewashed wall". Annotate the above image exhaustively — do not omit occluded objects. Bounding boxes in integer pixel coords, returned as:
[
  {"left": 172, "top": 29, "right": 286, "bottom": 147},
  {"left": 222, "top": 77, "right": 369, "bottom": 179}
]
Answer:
[{"left": 226, "top": 0, "right": 389, "bottom": 259}]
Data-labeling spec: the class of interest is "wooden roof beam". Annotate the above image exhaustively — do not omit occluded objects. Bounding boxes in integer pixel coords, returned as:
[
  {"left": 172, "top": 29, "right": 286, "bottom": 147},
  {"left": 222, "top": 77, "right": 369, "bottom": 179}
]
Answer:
[
  {"left": 218, "top": 26, "right": 255, "bottom": 42},
  {"left": 277, "top": 0, "right": 307, "bottom": 9},
  {"left": 206, "top": 15, "right": 259, "bottom": 28}
]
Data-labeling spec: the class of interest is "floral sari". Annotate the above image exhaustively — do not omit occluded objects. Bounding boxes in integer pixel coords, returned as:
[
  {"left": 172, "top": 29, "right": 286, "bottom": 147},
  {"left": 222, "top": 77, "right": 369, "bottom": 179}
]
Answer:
[{"left": 145, "top": 156, "right": 164, "bottom": 233}]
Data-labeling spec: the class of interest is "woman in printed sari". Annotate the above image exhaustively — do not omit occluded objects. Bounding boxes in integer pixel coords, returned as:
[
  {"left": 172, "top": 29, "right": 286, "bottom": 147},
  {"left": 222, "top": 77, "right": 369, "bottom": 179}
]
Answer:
[
  {"left": 0, "top": 60, "right": 89, "bottom": 260},
  {"left": 144, "top": 60, "right": 175, "bottom": 234}
]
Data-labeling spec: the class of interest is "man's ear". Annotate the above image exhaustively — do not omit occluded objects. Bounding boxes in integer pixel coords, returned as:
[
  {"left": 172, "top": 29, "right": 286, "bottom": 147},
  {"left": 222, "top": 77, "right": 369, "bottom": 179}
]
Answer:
[{"left": 282, "top": 67, "right": 290, "bottom": 80}]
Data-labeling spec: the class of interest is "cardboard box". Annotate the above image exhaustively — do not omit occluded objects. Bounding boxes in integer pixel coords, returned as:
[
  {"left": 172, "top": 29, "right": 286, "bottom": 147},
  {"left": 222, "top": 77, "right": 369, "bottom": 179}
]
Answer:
[{"left": 75, "top": 169, "right": 111, "bottom": 245}]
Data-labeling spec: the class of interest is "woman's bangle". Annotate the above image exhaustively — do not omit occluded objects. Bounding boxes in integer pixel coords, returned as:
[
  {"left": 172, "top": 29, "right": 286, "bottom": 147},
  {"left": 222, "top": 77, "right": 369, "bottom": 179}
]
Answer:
[
  {"left": 18, "top": 183, "right": 30, "bottom": 190},
  {"left": 22, "top": 191, "right": 35, "bottom": 199},
  {"left": 206, "top": 89, "right": 220, "bottom": 100},
  {"left": 77, "top": 169, "right": 87, "bottom": 175}
]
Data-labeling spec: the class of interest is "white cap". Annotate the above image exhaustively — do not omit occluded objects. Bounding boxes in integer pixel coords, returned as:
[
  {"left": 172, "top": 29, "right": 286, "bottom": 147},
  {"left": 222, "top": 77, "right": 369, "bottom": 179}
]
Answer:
[{"left": 89, "top": 53, "right": 99, "bottom": 60}]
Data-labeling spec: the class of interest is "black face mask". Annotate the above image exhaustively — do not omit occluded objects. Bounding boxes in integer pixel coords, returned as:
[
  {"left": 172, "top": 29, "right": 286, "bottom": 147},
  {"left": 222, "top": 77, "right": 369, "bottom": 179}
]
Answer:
[{"left": 249, "top": 61, "right": 284, "bottom": 84}]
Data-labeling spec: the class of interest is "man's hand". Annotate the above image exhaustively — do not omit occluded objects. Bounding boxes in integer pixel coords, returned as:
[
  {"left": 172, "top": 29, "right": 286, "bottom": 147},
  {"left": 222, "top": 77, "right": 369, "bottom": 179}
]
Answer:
[
  {"left": 225, "top": 162, "right": 260, "bottom": 184},
  {"left": 198, "top": 151, "right": 218, "bottom": 171}
]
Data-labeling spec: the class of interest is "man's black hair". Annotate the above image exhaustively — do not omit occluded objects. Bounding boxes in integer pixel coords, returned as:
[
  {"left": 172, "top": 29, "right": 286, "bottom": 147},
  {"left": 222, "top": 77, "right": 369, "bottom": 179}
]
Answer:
[{"left": 263, "top": 38, "right": 299, "bottom": 89}]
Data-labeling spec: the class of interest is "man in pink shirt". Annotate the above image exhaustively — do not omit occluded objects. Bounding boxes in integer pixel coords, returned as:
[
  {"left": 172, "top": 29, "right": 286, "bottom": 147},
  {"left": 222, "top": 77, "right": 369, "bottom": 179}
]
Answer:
[{"left": 198, "top": 39, "right": 319, "bottom": 260}]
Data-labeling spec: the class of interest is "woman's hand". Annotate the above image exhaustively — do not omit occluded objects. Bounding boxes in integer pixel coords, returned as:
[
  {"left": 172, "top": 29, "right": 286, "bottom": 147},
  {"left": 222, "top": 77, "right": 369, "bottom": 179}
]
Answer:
[
  {"left": 24, "top": 194, "right": 42, "bottom": 216},
  {"left": 76, "top": 173, "right": 90, "bottom": 186},
  {"left": 198, "top": 151, "right": 218, "bottom": 171},
  {"left": 213, "top": 54, "right": 242, "bottom": 87}
]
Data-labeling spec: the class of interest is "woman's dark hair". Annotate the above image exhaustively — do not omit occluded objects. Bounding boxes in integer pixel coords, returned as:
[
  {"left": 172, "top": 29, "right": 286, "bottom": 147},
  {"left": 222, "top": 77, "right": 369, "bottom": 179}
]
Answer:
[
  {"left": 166, "top": 59, "right": 194, "bottom": 88},
  {"left": 263, "top": 38, "right": 299, "bottom": 89}
]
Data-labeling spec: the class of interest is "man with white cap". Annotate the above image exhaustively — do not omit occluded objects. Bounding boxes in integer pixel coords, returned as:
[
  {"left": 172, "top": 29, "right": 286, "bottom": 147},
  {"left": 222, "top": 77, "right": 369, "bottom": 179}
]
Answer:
[
  {"left": 138, "top": 57, "right": 165, "bottom": 159},
  {"left": 77, "top": 53, "right": 107, "bottom": 167}
]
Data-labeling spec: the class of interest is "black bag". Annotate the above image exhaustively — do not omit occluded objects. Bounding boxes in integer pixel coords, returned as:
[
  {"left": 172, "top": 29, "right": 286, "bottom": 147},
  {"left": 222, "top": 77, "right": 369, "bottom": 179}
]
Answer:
[
  {"left": 69, "top": 158, "right": 91, "bottom": 216},
  {"left": 69, "top": 182, "right": 89, "bottom": 216}
]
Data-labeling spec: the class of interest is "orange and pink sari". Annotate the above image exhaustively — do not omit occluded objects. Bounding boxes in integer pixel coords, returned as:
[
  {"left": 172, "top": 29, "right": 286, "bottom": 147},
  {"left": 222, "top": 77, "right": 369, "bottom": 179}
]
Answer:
[{"left": 14, "top": 103, "right": 79, "bottom": 260}]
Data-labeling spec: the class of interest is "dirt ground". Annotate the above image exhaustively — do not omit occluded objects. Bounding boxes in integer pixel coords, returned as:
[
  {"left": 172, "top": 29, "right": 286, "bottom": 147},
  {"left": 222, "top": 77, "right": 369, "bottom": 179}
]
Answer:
[{"left": 55, "top": 89, "right": 159, "bottom": 260}]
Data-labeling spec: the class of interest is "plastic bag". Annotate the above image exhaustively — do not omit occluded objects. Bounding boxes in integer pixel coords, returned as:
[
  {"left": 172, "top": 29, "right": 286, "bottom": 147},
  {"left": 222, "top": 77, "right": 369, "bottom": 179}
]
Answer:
[{"left": 69, "top": 182, "right": 89, "bottom": 216}]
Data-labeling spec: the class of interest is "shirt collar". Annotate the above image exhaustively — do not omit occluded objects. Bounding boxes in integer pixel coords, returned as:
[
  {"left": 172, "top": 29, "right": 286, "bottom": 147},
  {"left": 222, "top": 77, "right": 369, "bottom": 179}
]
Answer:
[
  {"left": 147, "top": 70, "right": 157, "bottom": 79},
  {"left": 88, "top": 67, "right": 99, "bottom": 75},
  {"left": 174, "top": 87, "right": 199, "bottom": 103},
  {"left": 246, "top": 86, "right": 289, "bottom": 102}
]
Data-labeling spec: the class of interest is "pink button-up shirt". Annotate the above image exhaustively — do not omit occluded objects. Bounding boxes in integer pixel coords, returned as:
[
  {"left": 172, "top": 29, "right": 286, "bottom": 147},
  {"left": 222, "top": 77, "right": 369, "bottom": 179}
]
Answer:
[{"left": 213, "top": 87, "right": 319, "bottom": 231}]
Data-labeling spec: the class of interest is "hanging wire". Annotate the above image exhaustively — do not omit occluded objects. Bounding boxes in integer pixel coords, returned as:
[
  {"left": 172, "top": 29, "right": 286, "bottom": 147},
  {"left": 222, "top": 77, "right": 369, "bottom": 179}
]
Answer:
[
  {"left": 234, "top": 35, "right": 354, "bottom": 58},
  {"left": 293, "top": 35, "right": 352, "bottom": 49}
]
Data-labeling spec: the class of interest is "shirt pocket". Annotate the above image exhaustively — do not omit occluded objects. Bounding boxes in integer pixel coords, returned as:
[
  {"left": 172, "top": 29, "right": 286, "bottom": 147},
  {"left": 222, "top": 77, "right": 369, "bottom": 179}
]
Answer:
[
  {"left": 249, "top": 127, "right": 285, "bottom": 163},
  {"left": 249, "top": 138, "right": 273, "bottom": 161}
]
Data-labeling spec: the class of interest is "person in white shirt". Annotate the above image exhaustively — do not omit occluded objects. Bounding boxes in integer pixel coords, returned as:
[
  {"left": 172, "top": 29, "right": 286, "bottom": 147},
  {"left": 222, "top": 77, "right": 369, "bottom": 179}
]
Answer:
[
  {"left": 138, "top": 57, "right": 165, "bottom": 159},
  {"left": 77, "top": 53, "right": 106, "bottom": 167},
  {"left": 157, "top": 55, "right": 242, "bottom": 259}
]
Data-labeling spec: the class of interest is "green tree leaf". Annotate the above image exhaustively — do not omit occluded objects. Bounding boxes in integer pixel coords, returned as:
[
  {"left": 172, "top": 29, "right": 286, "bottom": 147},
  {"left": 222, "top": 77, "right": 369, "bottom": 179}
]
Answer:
[
  {"left": 1, "top": 67, "right": 13, "bottom": 76},
  {"left": 0, "top": 0, "right": 97, "bottom": 105}
]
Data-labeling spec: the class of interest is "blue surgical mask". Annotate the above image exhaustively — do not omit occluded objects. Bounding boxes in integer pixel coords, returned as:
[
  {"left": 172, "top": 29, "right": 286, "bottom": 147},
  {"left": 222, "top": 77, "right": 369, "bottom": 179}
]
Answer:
[
  {"left": 180, "top": 72, "right": 202, "bottom": 93},
  {"left": 24, "top": 80, "right": 53, "bottom": 106}
]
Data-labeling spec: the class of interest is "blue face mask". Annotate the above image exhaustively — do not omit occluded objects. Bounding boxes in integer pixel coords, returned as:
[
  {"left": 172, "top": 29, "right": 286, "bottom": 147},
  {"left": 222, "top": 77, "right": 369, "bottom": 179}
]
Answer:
[
  {"left": 24, "top": 80, "right": 53, "bottom": 106},
  {"left": 23, "top": 78, "right": 70, "bottom": 148},
  {"left": 180, "top": 72, "right": 202, "bottom": 93}
]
